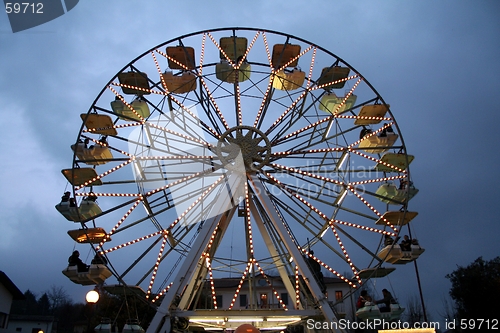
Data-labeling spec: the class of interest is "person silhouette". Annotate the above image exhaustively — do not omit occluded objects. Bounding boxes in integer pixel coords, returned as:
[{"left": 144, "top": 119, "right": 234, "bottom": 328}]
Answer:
[{"left": 68, "top": 250, "right": 89, "bottom": 272}]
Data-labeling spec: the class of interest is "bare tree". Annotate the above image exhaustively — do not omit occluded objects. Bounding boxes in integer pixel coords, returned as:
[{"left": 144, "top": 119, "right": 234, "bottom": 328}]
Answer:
[
  {"left": 404, "top": 294, "right": 426, "bottom": 326},
  {"left": 438, "top": 295, "right": 456, "bottom": 323},
  {"left": 46, "top": 285, "right": 71, "bottom": 311}
]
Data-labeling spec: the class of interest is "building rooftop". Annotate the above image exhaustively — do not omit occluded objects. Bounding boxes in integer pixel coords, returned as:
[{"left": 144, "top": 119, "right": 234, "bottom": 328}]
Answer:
[{"left": 0, "top": 271, "right": 25, "bottom": 300}]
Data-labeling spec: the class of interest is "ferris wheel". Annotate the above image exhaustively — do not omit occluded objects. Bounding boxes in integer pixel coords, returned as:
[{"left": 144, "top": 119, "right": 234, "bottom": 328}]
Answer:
[{"left": 56, "top": 27, "right": 423, "bottom": 332}]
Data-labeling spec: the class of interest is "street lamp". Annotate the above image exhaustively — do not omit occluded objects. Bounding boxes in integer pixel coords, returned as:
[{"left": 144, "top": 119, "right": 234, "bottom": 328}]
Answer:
[
  {"left": 86, "top": 289, "right": 99, "bottom": 333},
  {"left": 86, "top": 290, "right": 100, "bottom": 304}
]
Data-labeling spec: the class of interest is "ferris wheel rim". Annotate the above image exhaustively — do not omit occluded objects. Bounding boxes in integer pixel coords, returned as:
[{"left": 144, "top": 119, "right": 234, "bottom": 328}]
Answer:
[{"left": 60, "top": 27, "right": 420, "bottom": 329}]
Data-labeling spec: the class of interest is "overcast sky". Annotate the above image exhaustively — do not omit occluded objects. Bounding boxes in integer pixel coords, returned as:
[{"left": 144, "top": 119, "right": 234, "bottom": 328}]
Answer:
[{"left": 1, "top": 0, "right": 499, "bottom": 325}]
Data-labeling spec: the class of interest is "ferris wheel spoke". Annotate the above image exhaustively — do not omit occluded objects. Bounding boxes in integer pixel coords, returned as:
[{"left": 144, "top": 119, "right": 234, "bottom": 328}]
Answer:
[
  {"left": 330, "top": 223, "right": 387, "bottom": 272},
  {"left": 327, "top": 224, "right": 361, "bottom": 283},
  {"left": 257, "top": 177, "right": 359, "bottom": 286},
  {"left": 145, "top": 235, "right": 169, "bottom": 297},
  {"left": 301, "top": 250, "right": 354, "bottom": 286},
  {"left": 270, "top": 162, "right": 345, "bottom": 186},
  {"left": 270, "top": 114, "right": 332, "bottom": 147},
  {"left": 110, "top": 230, "right": 166, "bottom": 274},
  {"left": 269, "top": 93, "right": 323, "bottom": 144},
  {"left": 265, "top": 171, "right": 389, "bottom": 235},
  {"left": 346, "top": 185, "right": 400, "bottom": 232},
  {"left": 155, "top": 47, "right": 228, "bottom": 137},
  {"left": 252, "top": 73, "right": 274, "bottom": 129},
  {"left": 270, "top": 193, "right": 326, "bottom": 235},
  {"left": 194, "top": 32, "right": 228, "bottom": 135},
  {"left": 349, "top": 148, "right": 408, "bottom": 174},
  {"left": 264, "top": 90, "right": 309, "bottom": 137},
  {"left": 263, "top": 48, "right": 322, "bottom": 142}
]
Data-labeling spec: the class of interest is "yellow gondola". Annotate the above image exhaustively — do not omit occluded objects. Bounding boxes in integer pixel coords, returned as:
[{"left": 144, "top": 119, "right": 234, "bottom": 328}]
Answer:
[
  {"left": 375, "top": 211, "right": 419, "bottom": 226},
  {"left": 111, "top": 97, "right": 150, "bottom": 121},
  {"left": 55, "top": 199, "right": 102, "bottom": 222},
  {"left": 272, "top": 43, "right": 301, "bottom": 68},
  {"left": 216, "top": 60, "right": 251, "bottom": 83},
  {"left": 67, "top": 227, "right": 109, "bottom": 243},
  {"left": 375, "top": 152, "right": 414, "bottom": 172},
  {"left": 117, "top": 72, "right": 150, "bottom": 95},
  {"left": 317, "top": 66, "right": 350, "bottom": 89},
  {"left": 161, "top": 71, "right": 197, "bottom": 93},
  {"left": 166, "top": 46, "right": 196, "bottom": 70},
  {"left": 354, "top": 104, "right": 389, "bottom": 125},
  {"left": 71, "top": 142, "right": 112, "bottom": 165},
  {"left": 375, "top": 183, "right": 419, "bottom": 204},
  {"left": 358, "top": 133, "right": 398, "bottom": 154},
  {"left": 272, "top": 69, "right": 305, "bottom": 91},
  {"left": 219, "top": 36, "right": 248, "bottom": 61},
  {"left": 80, "top": 113, "right": 117, "bottom": 136},
  {"left": 319, "top": 93, "right": 357, "bottom": 115}
]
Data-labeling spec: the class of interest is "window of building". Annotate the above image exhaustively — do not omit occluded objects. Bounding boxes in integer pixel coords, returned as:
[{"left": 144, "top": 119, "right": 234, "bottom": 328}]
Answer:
[
  {"left": 260, "top": 293, "right": 268, "bottom": 308},
  {"left": 16, "top": 328, "right": 22, "bottom": 332},
  {"left": 215, "top": 295, "right": 223, "bottom": 308},
  {"left": 280, "top": 292, "right": 289, "bottom": 305},
  {"left": 335, "top": 290, "right": 343, "bottom": 301},
  {"left": 0, "top": 313, "right": 6, "bottom": 329},
  {"left": 239, "top": 294, "right": 247, "bottom": 308}
]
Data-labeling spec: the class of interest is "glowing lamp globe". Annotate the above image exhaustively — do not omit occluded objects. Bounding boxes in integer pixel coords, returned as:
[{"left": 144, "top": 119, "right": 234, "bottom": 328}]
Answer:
[
  {"left": 235, "top": 324, "right": 260, "bottom": 333},
  {"left": 86, "top": 290, "right": 99, "bottom": 304}
]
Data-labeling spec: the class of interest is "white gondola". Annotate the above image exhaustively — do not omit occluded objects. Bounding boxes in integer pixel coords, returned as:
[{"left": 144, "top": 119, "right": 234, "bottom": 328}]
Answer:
[
  {"left": 216, "top": 60, "right": 251, "bottom": 83},
  {"left": 88, "top": 264, "right": 113, "bottom": 284},
  {"left": 111, "top": 97, "right": 150, "bottom": 121},
  {"left": 375, "top": 183, "right": 419, "bottom": 204},
  {"left": 55, "top": 199, "right": 102, "bottom": 222},
  {"left": 122, "top": 319, "right": 145, "bottom": 333},
  {"left": 94, "top": 318, "right": 112, "bottom": 333},
  {"left": 377, "top": 244, "right": 425, "bottom": 264},
  {"left": 272, "top": 69, "right": 305, "bottom": 91},
  {"left": 71, "top": 142, "right": 112, "bottom": 165},
  {"left": 62, "top": 264, "right": 112, "bottom": 285},
  {"left": 356, "top": 304, "right": 405, "bottom": 321},
  {"left": 358, "top": 133, "right": 398, "bottom": 153},
  {"left": 319, "top": 93, "right": 357, "bottom": 115}
]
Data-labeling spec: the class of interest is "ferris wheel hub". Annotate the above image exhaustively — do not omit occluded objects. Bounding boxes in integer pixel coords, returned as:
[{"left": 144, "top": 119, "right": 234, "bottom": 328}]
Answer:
[{"left": 216, "top": 125, "right": 271, "bottom": 173}]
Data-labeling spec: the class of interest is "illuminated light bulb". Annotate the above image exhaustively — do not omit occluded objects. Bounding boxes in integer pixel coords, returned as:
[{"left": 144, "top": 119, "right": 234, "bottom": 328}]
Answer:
[{"left": 86, "top": 290, "right": 99, "bottom": 304}]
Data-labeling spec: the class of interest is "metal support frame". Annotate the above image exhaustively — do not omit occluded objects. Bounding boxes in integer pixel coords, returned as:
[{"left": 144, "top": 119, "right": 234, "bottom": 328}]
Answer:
[
  {"left": 146, "top": 204, "right": 232, "bottom": 333},
  {"left": 249, "top": 174, "right": 346, "bottom": 333}
]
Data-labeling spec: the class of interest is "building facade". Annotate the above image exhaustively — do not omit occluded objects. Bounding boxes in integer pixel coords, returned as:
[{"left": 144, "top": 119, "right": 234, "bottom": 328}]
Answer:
[{"left": 0, "top": 271, "right": 25, "bottom": 333}]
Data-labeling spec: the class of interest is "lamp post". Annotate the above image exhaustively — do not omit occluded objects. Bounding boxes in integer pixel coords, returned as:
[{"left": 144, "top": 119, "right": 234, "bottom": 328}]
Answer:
[{"left": 86, "top": 290, "right": 99, "bottom": 333}]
